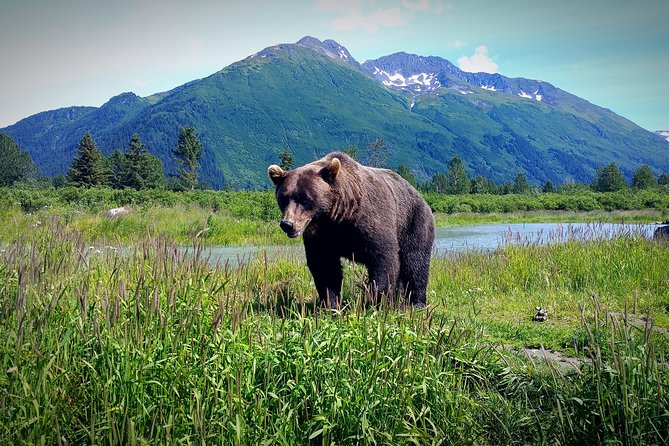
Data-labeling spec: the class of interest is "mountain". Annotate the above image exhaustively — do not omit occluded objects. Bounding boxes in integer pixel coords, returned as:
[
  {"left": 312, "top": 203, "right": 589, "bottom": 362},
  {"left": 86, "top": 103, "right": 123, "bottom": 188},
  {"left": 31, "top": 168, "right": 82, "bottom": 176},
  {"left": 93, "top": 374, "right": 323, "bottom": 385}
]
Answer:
[
  {"left": 2, "top": 36, "right": 668, "bottom": 189},
  {"left": 656, "top": 131, "right": 669, "bottom": 143}
]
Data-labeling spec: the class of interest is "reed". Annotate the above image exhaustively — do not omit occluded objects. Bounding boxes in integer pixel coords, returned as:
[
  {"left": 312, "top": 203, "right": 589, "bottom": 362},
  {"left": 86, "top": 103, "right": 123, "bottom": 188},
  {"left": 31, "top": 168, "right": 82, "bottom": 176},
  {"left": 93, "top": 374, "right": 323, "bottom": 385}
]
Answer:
[{"left": 0, "top": 218, "right": 667, "bottom": 444}]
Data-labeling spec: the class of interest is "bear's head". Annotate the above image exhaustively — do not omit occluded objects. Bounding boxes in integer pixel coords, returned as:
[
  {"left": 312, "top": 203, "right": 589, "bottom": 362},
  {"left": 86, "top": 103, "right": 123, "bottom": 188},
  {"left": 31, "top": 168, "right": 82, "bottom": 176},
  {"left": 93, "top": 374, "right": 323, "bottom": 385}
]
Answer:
[{"left": 267, "top": 157, "right": 343, "bottom": 238}]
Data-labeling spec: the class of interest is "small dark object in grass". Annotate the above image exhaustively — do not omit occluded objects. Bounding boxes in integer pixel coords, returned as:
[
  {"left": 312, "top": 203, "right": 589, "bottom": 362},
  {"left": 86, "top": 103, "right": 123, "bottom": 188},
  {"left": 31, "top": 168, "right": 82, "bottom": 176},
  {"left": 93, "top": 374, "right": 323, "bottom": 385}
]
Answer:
[{"left": 533, "top": 306, "right": 548, "bottom": 322}]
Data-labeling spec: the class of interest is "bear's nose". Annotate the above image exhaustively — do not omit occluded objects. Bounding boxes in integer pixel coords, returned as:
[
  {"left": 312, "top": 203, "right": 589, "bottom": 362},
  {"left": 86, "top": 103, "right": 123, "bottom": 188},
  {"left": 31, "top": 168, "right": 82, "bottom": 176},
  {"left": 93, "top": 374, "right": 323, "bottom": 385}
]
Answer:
[{"left": 280, "top": 220, "right": 294, "bottom": 233}]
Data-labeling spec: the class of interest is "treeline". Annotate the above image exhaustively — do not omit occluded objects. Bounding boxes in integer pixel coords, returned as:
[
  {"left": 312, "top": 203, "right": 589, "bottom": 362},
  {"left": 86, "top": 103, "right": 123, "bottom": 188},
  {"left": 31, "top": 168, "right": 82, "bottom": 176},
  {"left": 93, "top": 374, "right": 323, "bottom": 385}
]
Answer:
[
  {"left": 0, "top": 128, "right": 204, "bottom": 191},
  {"left": 397, "top": 155, "right": 669, "bottom": 195},
  {"left": 3, "top": 132, "right": 669, "bottom": 197},
  {"left": 2, "top": 187, "right": 669, "bottom": 217}
]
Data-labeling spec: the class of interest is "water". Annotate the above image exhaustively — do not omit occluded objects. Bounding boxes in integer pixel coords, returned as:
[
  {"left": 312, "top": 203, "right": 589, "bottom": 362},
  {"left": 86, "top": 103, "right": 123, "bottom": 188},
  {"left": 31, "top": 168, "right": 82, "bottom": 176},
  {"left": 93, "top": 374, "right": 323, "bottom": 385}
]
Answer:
[
  {"left": 197, "top": 222, "right": 658, "bottom": 266},
  {"left": 433, "top": 222, "right": 655, "bottom": 255}
]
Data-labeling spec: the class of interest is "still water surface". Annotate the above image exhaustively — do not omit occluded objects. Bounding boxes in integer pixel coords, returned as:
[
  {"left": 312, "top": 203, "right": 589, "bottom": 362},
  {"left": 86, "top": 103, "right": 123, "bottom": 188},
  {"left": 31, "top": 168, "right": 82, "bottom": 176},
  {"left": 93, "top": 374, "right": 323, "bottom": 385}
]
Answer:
[{"left": 197, "top": 222, "right": 657, "bottom": 266}]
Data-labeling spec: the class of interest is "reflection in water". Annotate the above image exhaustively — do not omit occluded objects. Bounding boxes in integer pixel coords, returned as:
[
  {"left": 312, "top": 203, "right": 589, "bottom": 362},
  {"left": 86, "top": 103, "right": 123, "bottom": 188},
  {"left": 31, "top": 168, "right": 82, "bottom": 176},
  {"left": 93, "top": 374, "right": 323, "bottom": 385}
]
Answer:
[{"left": 195, "top": 222, "right": 658, "bottom": 266}]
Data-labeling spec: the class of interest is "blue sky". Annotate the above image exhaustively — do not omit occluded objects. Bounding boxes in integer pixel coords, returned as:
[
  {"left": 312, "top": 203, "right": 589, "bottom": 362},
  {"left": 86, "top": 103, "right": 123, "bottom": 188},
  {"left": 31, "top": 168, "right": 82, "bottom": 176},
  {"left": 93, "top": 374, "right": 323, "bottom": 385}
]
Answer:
[{"left": 1, "top": 0, "right": 667, "bottom": 131}]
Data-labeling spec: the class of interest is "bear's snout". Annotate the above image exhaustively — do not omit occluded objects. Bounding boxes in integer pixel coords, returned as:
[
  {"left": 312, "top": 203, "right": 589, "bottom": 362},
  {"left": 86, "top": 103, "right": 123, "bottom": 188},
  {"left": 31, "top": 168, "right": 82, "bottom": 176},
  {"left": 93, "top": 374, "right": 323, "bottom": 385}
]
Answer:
[
  {"left": 280, "top": 219, "right": 302, "bottom": 238},
  {"left": 280, "top": 219, "right": 294, "bottom": 233}
]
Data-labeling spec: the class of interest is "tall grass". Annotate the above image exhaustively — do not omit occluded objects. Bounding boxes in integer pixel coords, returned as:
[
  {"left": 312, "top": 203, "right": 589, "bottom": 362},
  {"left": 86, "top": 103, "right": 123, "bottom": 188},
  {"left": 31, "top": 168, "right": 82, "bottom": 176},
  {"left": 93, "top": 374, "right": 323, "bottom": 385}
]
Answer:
[{"left": 1, "top": 220, "right": 668, "bottom": 444}]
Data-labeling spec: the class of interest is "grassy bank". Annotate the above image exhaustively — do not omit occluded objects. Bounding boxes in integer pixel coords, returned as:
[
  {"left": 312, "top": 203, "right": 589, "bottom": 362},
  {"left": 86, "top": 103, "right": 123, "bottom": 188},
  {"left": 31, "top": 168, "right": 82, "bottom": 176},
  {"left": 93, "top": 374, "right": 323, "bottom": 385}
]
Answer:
[
  {"left": 1, "top": 219, "right": 668, "bottom": 444},
  {"left": 1, "top": 186, "right": 667, "bottom": 245}
]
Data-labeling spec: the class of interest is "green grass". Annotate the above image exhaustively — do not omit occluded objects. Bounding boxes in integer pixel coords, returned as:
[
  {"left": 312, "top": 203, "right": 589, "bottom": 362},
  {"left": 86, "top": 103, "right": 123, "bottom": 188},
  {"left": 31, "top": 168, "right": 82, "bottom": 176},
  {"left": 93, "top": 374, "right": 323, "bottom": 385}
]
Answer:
[
  {"left": 1, "top": 187, "right": 667, "bottom": 246},
  {"left": 1, "top": 216, "right": 668, "bottom": 444}
]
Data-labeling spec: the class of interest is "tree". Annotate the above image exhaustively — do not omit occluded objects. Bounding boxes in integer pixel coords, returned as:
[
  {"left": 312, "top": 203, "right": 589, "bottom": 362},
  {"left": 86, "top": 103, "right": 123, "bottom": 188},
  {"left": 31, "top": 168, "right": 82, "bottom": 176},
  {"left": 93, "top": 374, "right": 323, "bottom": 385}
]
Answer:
[
  {"left": 591, "top": 162, "right": 627, "bottom": 192},
  {"left": 66, "top": 132, "right": 108, "bottom": 188},
  {"left": 446, "top": 156, "right": 470, "bottom": 194},
  {"left": 172, "top": 126, "right": 204, "bottom": 190},
  {"left": 470, "top": 175, "right": 495, "bottom": 194},
  {"left": 512, "top": 172, "right": 530, "bottom": 194},
  {"left": 631, "top": 164, "right": 656, "bottom": 189},
  {"left": 396, "top": 164, "right": 416, "bottom": 187},
  {"left": 0, "top": 133, "right": 37, "bottom": 187},
  {"left": 431, "top": 173, "right": 448, "bottom": 193},
  {"left": 278, "top": 147, "right": 295, "bottom": 171},
  {"left": 543, "top": 180, "right": 556, "bottom": 193},
  {"left": 107, "top": 148, "right": 127, "bottom": 189},
  {"left": 366, "top": 138, "right": 388, "bottom": 168},
  {"left": 124, "top": 133, "right": 165, "bottom": 189},
  {"left": 342, "top": 144, "right": 358, "bottom": 161},
  {"left": 658, "top": 173, "right": 669, "bottom": 186}
]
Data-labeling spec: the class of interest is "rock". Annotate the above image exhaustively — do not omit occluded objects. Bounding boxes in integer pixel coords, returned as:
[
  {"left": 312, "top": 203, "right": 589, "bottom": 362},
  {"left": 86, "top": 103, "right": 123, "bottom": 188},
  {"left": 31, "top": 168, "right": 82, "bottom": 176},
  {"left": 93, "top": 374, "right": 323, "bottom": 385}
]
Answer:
[
  {"left": 532, "top": 306, "right": 548, "bottom": 322},
  {"left": 106, "top": 206, "right": 129, "bottom": 218}
]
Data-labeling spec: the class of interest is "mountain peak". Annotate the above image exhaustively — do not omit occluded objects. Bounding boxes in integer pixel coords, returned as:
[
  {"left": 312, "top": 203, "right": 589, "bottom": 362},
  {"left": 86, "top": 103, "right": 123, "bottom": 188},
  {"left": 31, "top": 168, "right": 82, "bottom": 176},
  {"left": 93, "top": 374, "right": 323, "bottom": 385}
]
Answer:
[{"left": 296, "top": 36, "right": 357, "bottom": 65}]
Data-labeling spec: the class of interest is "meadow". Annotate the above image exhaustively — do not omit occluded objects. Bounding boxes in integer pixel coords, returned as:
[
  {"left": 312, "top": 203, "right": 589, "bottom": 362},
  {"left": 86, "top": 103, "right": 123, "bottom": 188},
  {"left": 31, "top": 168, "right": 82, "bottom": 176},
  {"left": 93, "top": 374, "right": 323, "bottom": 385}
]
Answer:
[{"left": 1, "top": 189, "right": 668, "bottom": 444}]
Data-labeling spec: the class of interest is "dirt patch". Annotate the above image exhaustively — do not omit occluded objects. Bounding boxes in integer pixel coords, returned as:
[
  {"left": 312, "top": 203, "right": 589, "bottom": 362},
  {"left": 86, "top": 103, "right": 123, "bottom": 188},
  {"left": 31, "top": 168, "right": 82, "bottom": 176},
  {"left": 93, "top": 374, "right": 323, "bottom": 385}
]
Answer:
[{"left": 522, "top": 347, "right": 586, "bottom": 371}]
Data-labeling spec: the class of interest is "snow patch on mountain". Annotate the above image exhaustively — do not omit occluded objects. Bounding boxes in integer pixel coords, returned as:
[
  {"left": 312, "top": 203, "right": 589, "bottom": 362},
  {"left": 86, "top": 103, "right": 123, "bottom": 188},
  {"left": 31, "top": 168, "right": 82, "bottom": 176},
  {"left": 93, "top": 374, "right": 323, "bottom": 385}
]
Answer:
[{"left": 655, "top": 130, "right": 669, "bottom": 142}]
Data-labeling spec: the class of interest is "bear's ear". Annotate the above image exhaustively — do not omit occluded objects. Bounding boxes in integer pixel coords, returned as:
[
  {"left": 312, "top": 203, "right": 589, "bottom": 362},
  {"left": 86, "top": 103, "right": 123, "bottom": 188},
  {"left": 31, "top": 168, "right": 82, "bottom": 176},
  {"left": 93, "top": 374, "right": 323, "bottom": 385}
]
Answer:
[
  {"left": 321, "top": 158, "right": 341, "bottom": 183},
  {"left": 268, "top": 165, "right": 286, "bottom": 185}
]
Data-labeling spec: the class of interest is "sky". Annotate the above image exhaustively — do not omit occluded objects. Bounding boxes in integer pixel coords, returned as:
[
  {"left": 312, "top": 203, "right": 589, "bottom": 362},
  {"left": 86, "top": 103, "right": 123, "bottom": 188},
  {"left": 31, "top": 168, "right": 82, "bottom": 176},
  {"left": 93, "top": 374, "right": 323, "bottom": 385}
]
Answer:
[{"left": 1, "top": 0, "right": 668, "bottom": 131}]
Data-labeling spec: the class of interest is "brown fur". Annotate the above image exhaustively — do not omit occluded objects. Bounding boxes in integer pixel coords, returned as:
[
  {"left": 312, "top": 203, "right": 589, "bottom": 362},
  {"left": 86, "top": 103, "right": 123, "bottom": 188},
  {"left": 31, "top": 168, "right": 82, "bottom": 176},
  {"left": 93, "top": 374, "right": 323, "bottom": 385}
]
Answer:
[{"left": 268, "top": 151, "right": 435, "bottom": 307}]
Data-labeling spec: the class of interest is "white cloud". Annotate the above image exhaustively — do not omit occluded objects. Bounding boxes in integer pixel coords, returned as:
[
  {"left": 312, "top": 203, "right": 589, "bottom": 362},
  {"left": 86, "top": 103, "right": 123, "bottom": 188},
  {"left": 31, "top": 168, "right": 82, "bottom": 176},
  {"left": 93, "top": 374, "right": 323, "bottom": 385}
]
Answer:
[
  {"left": 457, "top": 45, "right": 498, "bottom": 73},
  {"left": 449, "top": 39, "right": 464, "bottom": 49},
  {"left": 330, "top": 6, "right": 406, "bottom": 33},
  {"left": 316, "top": 0, "right": 447, "bottom": 33},
  {"left": 131, "top": 78, "right": 148, "bottom": 88}
]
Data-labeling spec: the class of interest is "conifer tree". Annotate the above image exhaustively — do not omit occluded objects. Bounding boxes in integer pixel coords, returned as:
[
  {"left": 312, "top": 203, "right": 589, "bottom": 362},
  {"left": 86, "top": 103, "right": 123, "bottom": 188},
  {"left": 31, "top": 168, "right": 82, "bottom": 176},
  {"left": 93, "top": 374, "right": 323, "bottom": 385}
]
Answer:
[
  {"left": 172, "top": 126, "right": 204, "bottom": 190},
  {"left": 591, "top": 162, "right": 627, "bottom": 192},
  {"left": 543, "top": 180, "right": 556, "bottom": 193},
  {"left": 342, "top": 144, "right": 358, "bottom": 161},
  {"left": 123, "top": 133, "right": 165, "bottom": 190},
  {"left": 66, "top": 132, "right": 108, "bottom": 188},
  {"left": 631, "top": 164, "right": 656, "bottom": 189},
  {"left": 396, "top": 164, "right": 416, "bottom": 187},
  {"left": 108, "top": 148, "right": 127, "bottom": 189},
  {"left": 513, "top": 172, "right": 530, "bottom": 194},
  {"left": 470, "top": 175, "right": 495, "bottom": 194},
  {"left": 446, "top": 156, "right": 470, "bottom": 194},
  {"left": 279, "top": 147, "right": 295, "bottom": 170},
  {"left": 658, "top": 173, "right": 669, "bottom": 186},
  {"left": 0, "top": 133, "right": 37, "bottom": 186}
]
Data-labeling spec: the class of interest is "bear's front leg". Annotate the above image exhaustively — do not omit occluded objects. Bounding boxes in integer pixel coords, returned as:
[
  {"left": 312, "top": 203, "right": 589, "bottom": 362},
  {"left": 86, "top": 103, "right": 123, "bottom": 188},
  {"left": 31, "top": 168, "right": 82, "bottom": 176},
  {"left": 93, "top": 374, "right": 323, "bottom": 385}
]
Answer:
[
  {"left": 304, "top": 240, "right": 343, "bottom": 308},
  {"left": 309, "top": 258, "right": 343, "bottom": 308},
  {"left": 366, "top": 253, "right": 400, "bottom": 305}
]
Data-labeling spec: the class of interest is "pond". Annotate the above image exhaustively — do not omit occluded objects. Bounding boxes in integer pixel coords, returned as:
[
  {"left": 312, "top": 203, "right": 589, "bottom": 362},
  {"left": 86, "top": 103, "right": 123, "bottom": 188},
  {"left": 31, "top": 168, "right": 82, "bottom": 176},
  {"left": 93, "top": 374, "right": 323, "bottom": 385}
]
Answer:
[{"left": 194, "top": 222, "right": 659, "bottom": 266}]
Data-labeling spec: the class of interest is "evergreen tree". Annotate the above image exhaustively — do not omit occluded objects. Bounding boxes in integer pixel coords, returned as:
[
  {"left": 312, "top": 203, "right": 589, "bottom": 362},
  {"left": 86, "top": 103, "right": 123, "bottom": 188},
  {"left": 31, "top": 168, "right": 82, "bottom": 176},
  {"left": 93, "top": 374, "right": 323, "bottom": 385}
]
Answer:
[
  {"left": 172, "top": 126, "right": 204, "bottom": 190},
  {"left": 342, "top": 144, "right": 358, "bottom": 161},
  {"left": 123, "top": 133, "right": 165, "bottom": 190},
  {"left": 108, "top": 148, "right": 127, "bottom": 189},
  {"left": 512, "top": 172, "right": 530, "bottom": 194},
  {"left": 591, "top": 162, "right": 627, "bottom": 192},
  {"left": 470, "top": 175, "right": 495, "bottom": 194},
  {"left": 431, "top": 173, "right": 448, "bottom": 193},
  {"left": 0, "top": 133, "right": 37, "bottom": 186},
  {"left": 66, "top": 132, "right": 108, "bottom": 188},
  {"left": 278, "top": 147, "right": 295, "bottom": 170},
  {"left": 631, "top": 164, "right": 656, "bottom": 189},
  {"left": 658, "top": 173, "right": 669, "bottom": 186},
  {"left": 543, "top": 180, "right": 556, "bottom": 193},
  {"left": 396, "top": 164, "right": 416, "bottom": 187},
  {"left": 446, "top": 156, "right": 470, "bottom": 194}
]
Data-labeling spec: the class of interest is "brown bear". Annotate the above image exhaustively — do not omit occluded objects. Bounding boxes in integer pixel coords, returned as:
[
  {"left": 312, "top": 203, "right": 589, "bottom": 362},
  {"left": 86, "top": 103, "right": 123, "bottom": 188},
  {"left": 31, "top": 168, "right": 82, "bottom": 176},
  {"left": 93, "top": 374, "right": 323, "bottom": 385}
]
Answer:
[{"left": 268, "top": 151, "right": 434, "bottom": 308}]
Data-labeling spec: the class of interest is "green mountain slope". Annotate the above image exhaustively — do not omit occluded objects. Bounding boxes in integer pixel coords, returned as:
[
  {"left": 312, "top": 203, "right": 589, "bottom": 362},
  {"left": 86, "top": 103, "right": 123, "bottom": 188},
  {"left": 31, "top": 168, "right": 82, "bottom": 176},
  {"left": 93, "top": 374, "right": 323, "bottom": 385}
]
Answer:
[{"left": 2, "top": 37, "right": 667, "bottom": 189}]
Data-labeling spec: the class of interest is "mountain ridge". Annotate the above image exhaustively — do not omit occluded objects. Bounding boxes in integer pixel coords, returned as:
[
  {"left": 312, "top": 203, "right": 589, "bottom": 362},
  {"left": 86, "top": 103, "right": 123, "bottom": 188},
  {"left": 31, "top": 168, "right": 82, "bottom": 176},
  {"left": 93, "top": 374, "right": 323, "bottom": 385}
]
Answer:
[{"left": 2, "top": 36, "right": 667, "bottom": 189}]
